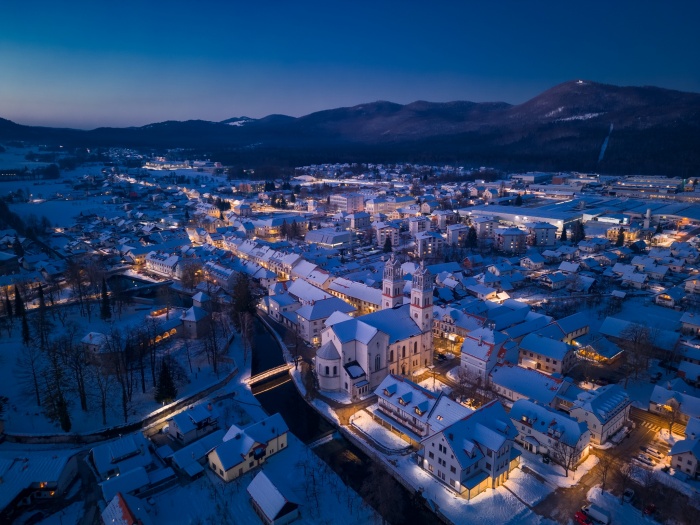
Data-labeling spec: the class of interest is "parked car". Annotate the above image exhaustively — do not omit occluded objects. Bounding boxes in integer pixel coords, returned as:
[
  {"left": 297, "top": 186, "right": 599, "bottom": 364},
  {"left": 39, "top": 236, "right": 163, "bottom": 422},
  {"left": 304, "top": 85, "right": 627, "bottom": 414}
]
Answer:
[
  {"left": 623, "top": 488, "right": 635, "bottom": 502},
  {"left": 542, "top": 454, "right": 551, "bottom": 464},
  {"left": 574, "top": 511, "right": 592, "bottom": 525},
  {"left": 642, "top": 446, "right": 664, "bottom": 459},
  {"left": 434, "top": 353, "right": 447, "bottom": 362},
  {"left": 634, "top": 453, "right": 655, "bottom": 467}
]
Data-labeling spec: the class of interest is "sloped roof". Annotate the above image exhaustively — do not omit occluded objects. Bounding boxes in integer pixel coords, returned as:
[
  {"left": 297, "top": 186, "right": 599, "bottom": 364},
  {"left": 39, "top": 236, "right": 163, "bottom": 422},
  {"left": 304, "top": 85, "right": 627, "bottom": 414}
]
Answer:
[{"left": 247, "top": 471, "right": 301, "bottom": 522}]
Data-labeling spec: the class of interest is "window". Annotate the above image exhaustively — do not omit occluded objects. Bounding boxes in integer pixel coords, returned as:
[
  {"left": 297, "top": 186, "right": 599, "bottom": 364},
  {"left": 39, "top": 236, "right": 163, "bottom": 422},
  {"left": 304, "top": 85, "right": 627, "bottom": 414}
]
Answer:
[
  {"left": 375, "top": 355, "right": 381, "bottom": 372},
  {"left": 487, "top": 449, "right": 492, "bottom": 457},
  {"left": 325, "top": 366, "right": 329, "bottom": 375},
  {"left": 450, "top": 466, "right": 456, "bottom": 474},
  {"left": 485, "top": 462, "right": 491, "bottom": 470},
  {"left": 390, "top": 350, "right": 394, "bottom": 362},
  {"left": 553, "top": 360, "right": 558, "bottom": 365},
  {"left": 429, "top": 451, "right": 434, "bottom": 459},
  {"left": 402, "top": 346, "right": 406, "bottom": 358},
  {"left": 414, "top": 342, "right": 418, "bottom": 354},
  {"left": 249, "top": 461, "right": 254, "bottom": 467},
  {"left": 333, "top": 366, "right": 337, "bottom": 375}
]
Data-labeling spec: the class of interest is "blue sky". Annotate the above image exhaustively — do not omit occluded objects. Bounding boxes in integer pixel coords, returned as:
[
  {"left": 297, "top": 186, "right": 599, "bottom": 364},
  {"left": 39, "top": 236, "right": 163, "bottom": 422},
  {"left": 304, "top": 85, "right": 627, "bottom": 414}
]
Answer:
[{"left": 2, "top": 1, "right": 698, "bottom": 129}]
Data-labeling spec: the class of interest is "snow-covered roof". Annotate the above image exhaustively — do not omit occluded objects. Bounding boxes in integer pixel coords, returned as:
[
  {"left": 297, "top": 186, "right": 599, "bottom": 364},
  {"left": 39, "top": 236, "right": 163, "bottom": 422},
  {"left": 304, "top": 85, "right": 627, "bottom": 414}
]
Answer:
[
  {"left": 91, "top": 434, "right": 152, "bottom": 479},
  {"left": 490, "top": 364, "right": 564, "bottom": 405},
  {"left": 519, "top": 333, "right": 572, "bottom": 360},
  {"left": 181, "top": 305, "right": 208, "bottom": 322},
  {"left": 295, "top": 297, "right": 355, "bottom": 321},
  {"left": 247, "top": 471, "right": 301, "bottom": 522},
  {"left": 357, "top": 304, "right": 423, "bottom": 343},
  {"left": 214, "top": 414, "right": 289, "bottom": 471},
  {"left": 510, "top": 399, "right": 588, "bottom": 448},
  {"left": 572, "top": 384, "right": 631, "bottom": 423},
  {"left": 316, "top": 340, "right": 341, "bottom": 361}
]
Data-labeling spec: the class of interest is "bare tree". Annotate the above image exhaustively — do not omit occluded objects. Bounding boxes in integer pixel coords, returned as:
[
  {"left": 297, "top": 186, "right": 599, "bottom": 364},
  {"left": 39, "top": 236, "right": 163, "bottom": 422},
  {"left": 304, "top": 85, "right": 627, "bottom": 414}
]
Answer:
[
  {"left": 103, "top": 327, "right": 136, "bottom": 423},
  {"left": 598, "top": 450, "right": 617, "bottom": 490},
  {"left": 57, "top": 321, "right": 89, "bottom": 412},
  {"left": 551, "top": 439, "right": 585, "bottom": 477},
  {"left": 614, "top": 462, "right": 634, "bottom": 503},
  {"left": 89, "top": 361, "right": 115, "bottom": 426},
  {"left": 360, "top": 460, "right": 405, "bottom": 525},
  {"left": 15, "top": 341, "right": 45, "bottom": 406}
]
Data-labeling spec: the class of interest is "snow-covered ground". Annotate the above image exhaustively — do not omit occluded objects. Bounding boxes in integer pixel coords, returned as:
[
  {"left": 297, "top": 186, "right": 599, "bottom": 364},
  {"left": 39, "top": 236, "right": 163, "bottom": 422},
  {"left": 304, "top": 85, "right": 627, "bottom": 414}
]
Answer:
[
  {"left": 417, "top": 377, "right": 452, "bottom": 396},
  {"left": 34, "top": 501, "right": 84, "bottom": 525},
  {"left": 351, "top": 410, "right": 411, "bottom": 451},
  {"left": 585, "top": 486, "right": 654, "bottom": 525},
  {"left": 149, "top": 433, "right": 379, "bottom": 525},
  {"left": 2, "top": 303, "right": 238, "bottom": 435}
]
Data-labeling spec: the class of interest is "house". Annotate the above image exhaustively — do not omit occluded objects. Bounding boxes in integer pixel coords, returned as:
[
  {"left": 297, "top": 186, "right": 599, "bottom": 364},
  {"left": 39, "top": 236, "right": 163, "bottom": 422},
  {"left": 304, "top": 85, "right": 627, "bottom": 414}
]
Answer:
[
  {"left": 518, "top": 333, "right": 576, "bottom": 375},
  {"left": 649, "top": 379, "right": 700, "bottom": 427},
  {"left": 166, "top": 404, "right": 218, "bottom": 445},
  {"left": 91, "top": 433, "right": 154, "bottom": 481},
  {"left": 489, "top": 364, "right": 566, "bottom": 406},
  {"left": 680, "top": 312, "right": 700, "bottom": 335},
  {"left": 294, "top": 297, "right": 356, "bottom": 345},
  {"left": 656, "top": 287, "right": 685, "bottom": 308},
  {"left": 494, "top": 228, "right": 527, "bottom": 254},
  {"left": 247, "top": 471, "right": 302, "bottom": 525},
  {"left": 460, "top": 327, "right": 509, "bottom": 385},
  {"left": 525, "top": 222, "right": 558, "bottom": 247},
  {"left": 417, "top": 401, "right": 520, "bottom": 500},
  {"left": 509, "top": 399, "right": 590, "bottom": 466},
  {"left": 554, "top": 312, "right": 590, "bottom": 343},
  {"left": 569, "top": 385, "right": 631, "bottom": 445},
  {"left": 520, "top": 254, "right": 545, "bottom": 271},
  {"left": 371, "top": 374, "right": 472, "bottom": 445},
  {"left": 539, "top": 272, "right": 567, "bottom": 290},
  {"left": 621, "top": 271, "right": 647, "bottom": 289},
  {"left": 101, "top": 492, "right": 154, "bottom": 525},
  {"left": 81, "top": 332, "right": 110, "bottom": 364},
  {"left": 0, "top": 451, "right": 78, "bottom": 517},
  {"left": 669, "top": 435, "right": 700, "bottom": 479},
  {"left": 208, "top": 413, "right": 289, "bottom": 483},
  {"left": 266, "top": 293, "right": 301, "bottom": 323}
]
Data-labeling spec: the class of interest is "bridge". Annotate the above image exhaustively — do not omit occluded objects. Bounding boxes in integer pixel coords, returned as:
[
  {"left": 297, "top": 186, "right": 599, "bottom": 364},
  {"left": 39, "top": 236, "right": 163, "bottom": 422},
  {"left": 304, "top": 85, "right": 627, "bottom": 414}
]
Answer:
[{"left": 246, "top": 363, "right": 294, "bottom": 386}]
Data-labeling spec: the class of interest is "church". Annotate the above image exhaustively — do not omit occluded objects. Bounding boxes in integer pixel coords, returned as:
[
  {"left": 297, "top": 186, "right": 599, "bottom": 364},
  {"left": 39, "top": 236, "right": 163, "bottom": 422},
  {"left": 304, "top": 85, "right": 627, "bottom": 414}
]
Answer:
[{"left": 315, "top": 256, "right": 434, "bottom": 400}]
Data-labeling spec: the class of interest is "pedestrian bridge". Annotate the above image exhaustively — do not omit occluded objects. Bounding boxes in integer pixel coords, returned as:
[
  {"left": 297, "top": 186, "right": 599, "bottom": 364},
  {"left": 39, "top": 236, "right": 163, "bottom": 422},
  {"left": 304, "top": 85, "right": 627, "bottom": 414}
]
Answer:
[{"left": 246, "top": 363, "right": 294, "bottom": 386}]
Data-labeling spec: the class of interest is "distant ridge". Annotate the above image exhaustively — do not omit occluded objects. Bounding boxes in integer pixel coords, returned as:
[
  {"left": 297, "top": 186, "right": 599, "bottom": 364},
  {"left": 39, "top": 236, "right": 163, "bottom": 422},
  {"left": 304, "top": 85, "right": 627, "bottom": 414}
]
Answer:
[{"left": 1, "top": 80, "right": 699, "bottom": 175}]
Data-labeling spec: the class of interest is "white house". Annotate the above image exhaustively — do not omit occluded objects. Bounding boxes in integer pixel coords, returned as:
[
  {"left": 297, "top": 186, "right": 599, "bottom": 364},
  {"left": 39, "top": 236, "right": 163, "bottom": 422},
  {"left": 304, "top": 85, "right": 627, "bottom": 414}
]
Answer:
[
  {"left": 460, "top": 327, "right": 509, "bottom": 385},
  {"left": 166, "top": 404, "right": 218, "bottom": 445},
  {"left": 208, "top": 414, "right": 289, "bottom": 483},
  {"left": 417, "top": 401, "right": 520, "bottom": 500},
  {"left": 518, "top": 333, "right": 576, "bottom": 375},
  {"left": 510, "top": 399, "right": 590, "bottom": 467},
  {"left": 569, "top": 384, "right": 631, "bottom": 445}
]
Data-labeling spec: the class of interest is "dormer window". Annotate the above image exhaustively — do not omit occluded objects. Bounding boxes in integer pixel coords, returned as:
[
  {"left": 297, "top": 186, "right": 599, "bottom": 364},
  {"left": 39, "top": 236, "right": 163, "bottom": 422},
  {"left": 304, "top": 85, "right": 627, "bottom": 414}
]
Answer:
[{"left": 414, "top": 407, "right": 423, "bottom": 416}]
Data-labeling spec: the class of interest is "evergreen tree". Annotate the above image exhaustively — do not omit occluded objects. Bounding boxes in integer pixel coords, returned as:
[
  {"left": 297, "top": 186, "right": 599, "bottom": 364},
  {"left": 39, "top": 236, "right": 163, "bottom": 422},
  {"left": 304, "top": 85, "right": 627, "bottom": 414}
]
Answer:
[
  {"left": 100, "top": 278, "right": 111, "bottom": 320},
  {"left": 290, "top": 193, "right": 296, "bottom": 204},
  {"left": 466, "top": 226, "right": 478, "bottom": 249},
  {"left": 155, "top": 359, "right": 177, "bottom": 403},
  {"left": 655, "top": 223, "right": 663, "bottom": 235},
  {"left": 280, "top": 219, "right": 289, "bottom": 239},
  {"left": 233, "top": 273, "right": 256, "bottom": 316},
  {"left": 21, "top": 314, "right": 30, "bottom": 346},
  {"left": 12, "top": 236, "right": 24, "bottom": 257},
  {"left": 184, "top": 208, "right": 190, "bottom": 222},
  {"left": 290, "top": 221, "right": 299, "bottom": 239},
  {"left": 560, "top": 227, "right": 568, "bottom": 242},
  {"left": 616, "top": 228, "right": 625, "bottom": 247},
  {"left": 5, "top": 290, "right": 12, "bottom": 320},
  {"left": 383, "top": 237, "right": 392, "bottom": 253},
  {"left": 58, "top": 393, "right": 72, "bottom": 432},
  {"left": 14, "top": 286, "right": 25, "bottom": 317},
  {"left": 515, "top": 193, "right": 523, "bottom": 206}
]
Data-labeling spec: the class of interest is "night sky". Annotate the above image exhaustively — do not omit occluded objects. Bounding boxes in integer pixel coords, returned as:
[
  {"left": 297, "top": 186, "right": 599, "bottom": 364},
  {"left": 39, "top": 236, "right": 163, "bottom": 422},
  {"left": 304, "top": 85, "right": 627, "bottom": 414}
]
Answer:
[{"left": 2, "top": 1, "right": 699, "bottom": 129}]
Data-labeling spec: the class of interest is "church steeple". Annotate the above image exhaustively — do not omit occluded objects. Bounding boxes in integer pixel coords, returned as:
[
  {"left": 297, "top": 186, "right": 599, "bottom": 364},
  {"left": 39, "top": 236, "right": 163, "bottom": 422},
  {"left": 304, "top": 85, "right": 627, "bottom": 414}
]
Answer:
[
  {"left": 382, "top": 255, "right": 403, "bottom": 309},
  {"left": 410, "top": 261, "right": 433, "bottom": 332}
]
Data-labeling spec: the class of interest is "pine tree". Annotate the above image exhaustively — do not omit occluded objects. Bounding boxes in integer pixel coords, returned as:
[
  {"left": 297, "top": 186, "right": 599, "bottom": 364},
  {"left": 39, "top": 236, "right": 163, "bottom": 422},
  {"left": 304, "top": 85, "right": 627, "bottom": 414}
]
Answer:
[
  {"left": 515, "top": 193, "right": 523, "bottom": 206},
  {"left": 5, "top": 290, "right": 12, "bottom": 320},
  {"left": 100, "top": 278, "right": 111, "bottom": 320},
  {"left": 560, "top": 227, "right": 568, "bottom": 242},
  {"left": 383, "top": 237, "right": 392, "bottom": 253},
  {"left": 616, "top": 228, "right": 625, "bottom": 247},
  {"left": 155, "top": 359, "right": 177, "bottom": 403},
  {"left": 58, "top": 393, "right": 72, "bottom": 432},
  {"left": 655, "top": 223, "right": 663, "bottom": 235},
  {"left": 466, "top": 226, "right": 478, "bottom": 249},
  {"left": 21, "top": 314, "right": 30, "bottom": 346},
  {"left": 12, "top": 236, "right": 24, "bottom": 257},
  {"left": 14, "top": 286, "right": 25, "bottom": 318}
]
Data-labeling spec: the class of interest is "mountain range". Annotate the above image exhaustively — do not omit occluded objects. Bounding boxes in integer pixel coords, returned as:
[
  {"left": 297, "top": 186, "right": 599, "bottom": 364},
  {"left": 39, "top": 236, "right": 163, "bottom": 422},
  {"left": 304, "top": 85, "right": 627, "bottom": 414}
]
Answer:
[{"left": 1, "top": 80, "right": 699, "bottom": 175}]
